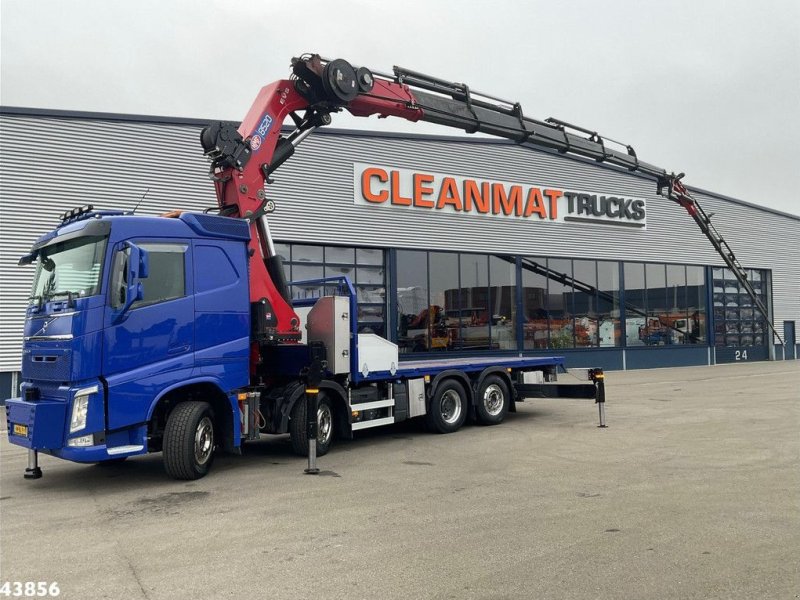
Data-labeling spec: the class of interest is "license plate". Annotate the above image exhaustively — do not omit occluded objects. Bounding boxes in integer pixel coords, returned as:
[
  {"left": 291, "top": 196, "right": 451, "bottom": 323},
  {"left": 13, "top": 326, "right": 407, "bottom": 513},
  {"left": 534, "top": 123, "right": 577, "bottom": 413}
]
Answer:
[{"left": 12, "top": 424, "right": 28, "bottom": 436}]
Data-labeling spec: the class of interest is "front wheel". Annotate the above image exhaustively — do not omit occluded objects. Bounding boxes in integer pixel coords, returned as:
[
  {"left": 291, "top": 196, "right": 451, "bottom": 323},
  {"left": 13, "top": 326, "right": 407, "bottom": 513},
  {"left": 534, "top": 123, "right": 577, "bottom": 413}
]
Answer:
[{"left": 163, "top": 401, "right": 216, "bottom": 480}]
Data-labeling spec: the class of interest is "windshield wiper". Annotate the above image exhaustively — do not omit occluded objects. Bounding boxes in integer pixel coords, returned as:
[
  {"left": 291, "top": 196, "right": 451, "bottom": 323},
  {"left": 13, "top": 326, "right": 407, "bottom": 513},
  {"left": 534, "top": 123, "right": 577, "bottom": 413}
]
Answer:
[
  {"left": 47, "top": 291, "right": 76, "bottom": 308},
  {"left": 28, "top": 295, "right": 44, "bottom": 311}
]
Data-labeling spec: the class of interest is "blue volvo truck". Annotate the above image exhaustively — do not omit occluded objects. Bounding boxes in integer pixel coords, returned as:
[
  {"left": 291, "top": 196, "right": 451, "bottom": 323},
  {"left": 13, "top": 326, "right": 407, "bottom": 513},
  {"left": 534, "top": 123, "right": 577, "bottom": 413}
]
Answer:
[{"left": 5, "top": 207, "right": 605, "bottom": 480}]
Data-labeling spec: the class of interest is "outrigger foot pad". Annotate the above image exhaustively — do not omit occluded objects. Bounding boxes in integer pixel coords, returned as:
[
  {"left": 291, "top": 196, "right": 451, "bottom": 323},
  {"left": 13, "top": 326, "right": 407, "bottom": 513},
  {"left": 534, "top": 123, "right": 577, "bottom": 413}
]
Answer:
[
  {"left": 24, "top": 467, "right": 43, "bottom": 479},
  {"left": 25, "top": 450, "right": 42, "bottom": 479}
]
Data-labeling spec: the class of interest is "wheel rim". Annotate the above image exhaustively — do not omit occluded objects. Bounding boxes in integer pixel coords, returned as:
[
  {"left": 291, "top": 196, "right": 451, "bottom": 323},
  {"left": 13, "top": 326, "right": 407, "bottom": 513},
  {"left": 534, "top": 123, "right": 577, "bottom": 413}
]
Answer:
[
  {"left": 440, "top": 389, "right": 462, "bottom": 424},
  {"left": 483, "top": 383, "right": 505, "bottom": 416},
  {"left": 318, "top": 403, "right": 333, "bottom": 445},
  {"left": 194, "top": 416, "right": 214, "bottom": 466}
]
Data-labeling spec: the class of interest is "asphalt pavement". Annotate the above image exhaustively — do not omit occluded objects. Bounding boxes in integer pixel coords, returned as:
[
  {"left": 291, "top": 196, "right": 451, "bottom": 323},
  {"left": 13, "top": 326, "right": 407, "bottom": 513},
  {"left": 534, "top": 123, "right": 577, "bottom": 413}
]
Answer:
[{"left": 1, "top": 360, "right": 798, "bottom": 600}]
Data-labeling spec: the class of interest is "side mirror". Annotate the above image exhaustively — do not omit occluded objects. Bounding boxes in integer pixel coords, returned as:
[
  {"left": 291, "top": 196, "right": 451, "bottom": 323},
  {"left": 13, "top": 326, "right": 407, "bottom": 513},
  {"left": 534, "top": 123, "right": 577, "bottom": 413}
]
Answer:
[
  {"left": 18, "top": 251, "right": 38, "bottom": 266},
  {"left": 113, "top": 242, "right": 149, "bottom": 322}
]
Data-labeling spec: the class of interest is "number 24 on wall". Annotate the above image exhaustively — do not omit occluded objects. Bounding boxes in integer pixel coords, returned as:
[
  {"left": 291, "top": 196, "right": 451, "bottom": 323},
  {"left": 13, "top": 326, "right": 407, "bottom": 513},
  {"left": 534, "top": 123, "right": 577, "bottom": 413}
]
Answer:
[{"left": 735, "top": 350, "right": 748, "bottom": 360}]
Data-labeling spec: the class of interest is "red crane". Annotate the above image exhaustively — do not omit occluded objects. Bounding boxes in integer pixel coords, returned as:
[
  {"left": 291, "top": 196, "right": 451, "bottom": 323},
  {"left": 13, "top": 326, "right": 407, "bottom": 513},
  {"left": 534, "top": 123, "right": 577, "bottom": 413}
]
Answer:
[{"left": 199, "top": 53, "right": 782, "bottom": 362}]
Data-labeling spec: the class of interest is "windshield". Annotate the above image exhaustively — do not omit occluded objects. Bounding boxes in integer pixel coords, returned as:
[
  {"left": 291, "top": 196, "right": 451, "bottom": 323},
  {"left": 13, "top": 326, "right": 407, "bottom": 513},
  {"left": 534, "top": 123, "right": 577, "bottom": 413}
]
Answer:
[{"left": 30, "top": 235, "right": 108, "bottom": 303}]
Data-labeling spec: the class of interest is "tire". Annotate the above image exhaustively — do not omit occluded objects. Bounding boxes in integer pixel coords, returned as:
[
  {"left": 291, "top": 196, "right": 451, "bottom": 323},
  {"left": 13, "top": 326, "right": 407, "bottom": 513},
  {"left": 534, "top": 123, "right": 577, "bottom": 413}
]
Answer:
[
  {"left": 290, "top": 393, "right": 334, "bottom": 457},
  {"left": 163, "top": 401, "right": 216, "bottom": 480},
  {"left": 426, "top": 379, "right": 468, "bottom": 434},
  {"left": 475, "top": 375, "right": 510, "bottom": 425}
]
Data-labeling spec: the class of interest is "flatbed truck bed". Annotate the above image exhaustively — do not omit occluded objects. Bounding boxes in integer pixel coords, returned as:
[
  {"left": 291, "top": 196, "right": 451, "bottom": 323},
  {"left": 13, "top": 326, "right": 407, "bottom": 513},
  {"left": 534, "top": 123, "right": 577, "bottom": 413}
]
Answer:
[{"left": 395, "top": 355, "right": 565, "bottom": 378}]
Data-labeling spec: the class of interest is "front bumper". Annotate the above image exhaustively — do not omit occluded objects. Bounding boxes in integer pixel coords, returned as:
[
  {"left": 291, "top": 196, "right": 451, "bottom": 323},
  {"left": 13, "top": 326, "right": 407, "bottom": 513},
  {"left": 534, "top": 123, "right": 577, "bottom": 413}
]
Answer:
[
  {"left": 49, "top": 442, "right": 147, "bottom": 463},
  {"left": 5, "top": 396, "right": 147, "bottom": 463}
]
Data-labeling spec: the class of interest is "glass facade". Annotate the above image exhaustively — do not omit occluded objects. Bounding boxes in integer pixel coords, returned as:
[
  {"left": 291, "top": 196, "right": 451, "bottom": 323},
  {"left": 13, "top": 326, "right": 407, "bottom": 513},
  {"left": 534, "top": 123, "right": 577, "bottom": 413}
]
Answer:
[
  {"left": 398, "top": 250, "right": 714, "bottom": 352},
  {"left": 275, "top": 242, "right": 768, "bottom": 353}
]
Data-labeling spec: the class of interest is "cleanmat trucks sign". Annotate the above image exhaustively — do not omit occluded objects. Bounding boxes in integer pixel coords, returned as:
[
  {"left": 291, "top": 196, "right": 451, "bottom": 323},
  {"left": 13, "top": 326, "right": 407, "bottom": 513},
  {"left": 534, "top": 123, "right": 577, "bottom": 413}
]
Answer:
[{"left": 353, "top": 163, "right": 647, "bottom": 229}]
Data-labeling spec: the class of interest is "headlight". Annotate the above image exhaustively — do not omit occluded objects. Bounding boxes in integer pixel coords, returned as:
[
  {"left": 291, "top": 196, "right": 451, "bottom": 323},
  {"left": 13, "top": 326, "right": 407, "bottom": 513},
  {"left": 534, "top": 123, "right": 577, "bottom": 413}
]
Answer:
[{"left": 69, "top": 386, "right": 97, "bottom": 433}]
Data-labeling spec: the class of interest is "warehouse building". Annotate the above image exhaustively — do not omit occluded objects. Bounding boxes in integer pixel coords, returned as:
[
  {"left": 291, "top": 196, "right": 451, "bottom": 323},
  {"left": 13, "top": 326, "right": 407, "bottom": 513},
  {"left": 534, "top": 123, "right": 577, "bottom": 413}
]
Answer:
[{"left": 1, "top": 107, "right": 798, "bottom": 399}]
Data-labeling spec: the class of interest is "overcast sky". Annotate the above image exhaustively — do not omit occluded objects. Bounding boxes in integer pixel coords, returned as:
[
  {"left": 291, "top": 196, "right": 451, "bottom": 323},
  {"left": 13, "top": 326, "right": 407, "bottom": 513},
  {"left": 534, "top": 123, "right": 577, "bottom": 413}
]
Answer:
[{"left": 2, "top": 0, "right": 798, "bottom": 215}]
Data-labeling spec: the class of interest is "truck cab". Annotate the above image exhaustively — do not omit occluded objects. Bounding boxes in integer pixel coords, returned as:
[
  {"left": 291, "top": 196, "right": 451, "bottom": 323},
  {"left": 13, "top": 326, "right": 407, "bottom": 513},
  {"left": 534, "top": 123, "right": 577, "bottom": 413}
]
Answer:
[{"left": 6, "top": 208, "right": 251, "bottom": 472}]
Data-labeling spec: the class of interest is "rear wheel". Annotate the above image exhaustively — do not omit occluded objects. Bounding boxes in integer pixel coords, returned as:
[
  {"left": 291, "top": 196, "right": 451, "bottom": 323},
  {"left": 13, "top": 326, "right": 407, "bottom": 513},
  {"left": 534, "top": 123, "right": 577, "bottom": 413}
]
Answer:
[
  {"left": 290, "top": 393, "right": 334, "bottom": 457},
  {"left": 475, "top": 375, "right": 510, "bottom": 425},
  {"left": 426, "top": 379, "right": 468, "bottom": 434},
  {"left": 163, "top": 401, "right": 215, "bottom": 480}
]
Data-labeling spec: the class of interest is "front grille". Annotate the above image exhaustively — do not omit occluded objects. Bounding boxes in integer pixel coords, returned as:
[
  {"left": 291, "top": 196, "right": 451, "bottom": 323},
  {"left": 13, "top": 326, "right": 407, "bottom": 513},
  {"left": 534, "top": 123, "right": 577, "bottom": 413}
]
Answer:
[{"left": 21, "top": 350, "right": 72, "bottom": 382}]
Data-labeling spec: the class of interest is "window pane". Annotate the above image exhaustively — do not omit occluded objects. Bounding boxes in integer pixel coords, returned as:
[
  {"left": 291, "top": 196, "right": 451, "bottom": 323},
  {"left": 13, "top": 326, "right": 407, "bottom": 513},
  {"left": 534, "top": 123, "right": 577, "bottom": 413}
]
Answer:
[
  {"left": 666, "top": 265, "right": 686, "bottom": 305},
  {"left": 273, "top": 242, "right": 290, "bottom": 262},
  {"left": 136, "top": 243, "right": 186, "bottom": 307},
  {"left": 456, "top": 254, "right": 489, "bottom": 350},
  {"left": 358, "top": 303, "right": 386, "bottom": 337},
  {"left": 548, "top": 258, "right": 574, "bottom": 348},
  {"left": 642, "top": 263, "right": 667, "bottom": 346},
  {"left": 325, "top": 246, "right": 355, "bottom": 264},
  {"left": 273, "top": 244, "right": 291, "bottom": 297},
  {"left": 291, "top": 264, "right": 323, "bottom": 299},
  {"left": 325, "top": 264, "right": 355, "bottom": 280},
  {"left": 357, "top": 266, "right": 384, "bottom": 285},
  {"left": 429, "top": 252, "right": 459, "bottom": 351},
  {"left": 572, "top": 260, "right": 597, "bottom": 347},
  {"left": 597, "top": 261, "right": 620, "bottom": 347},
  {"left": 356, "top": 248, "right": 383, "bottom": 265},
  {"left": 489, "top": 255, "right": 517, "bottom": 350},
  {"left": 397, "top": 250, "right": 429, "bottom": 353},
  {"left": 357, "top": 263, "right": 385, "bottom": 304},
  {"left": 685, "top": 265, "right": 706, "bottom": 344},
  {"left": 623, "top": 263, "right": 646, "bottom": 346},
  {"left": 665, "top": 264, "right": 689, "bottom": 344},
  {"left": 521, "top": 257, "right": 549, "bottom": 349},
  {"left": 357, "top": 285, "right": 385, "bottom": 303},
  {"left": 292, "top": 245, "right": 323, "bottom": 263},
  {"left": 292, "top": 264, "right": 323, "bottom": 282}
]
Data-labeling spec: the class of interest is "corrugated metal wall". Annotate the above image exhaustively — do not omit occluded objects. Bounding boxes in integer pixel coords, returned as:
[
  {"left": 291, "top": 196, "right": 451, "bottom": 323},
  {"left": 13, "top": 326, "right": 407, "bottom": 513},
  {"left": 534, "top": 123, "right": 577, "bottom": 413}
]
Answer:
[{"left": 1, "top": 110, "right": 798, "bottom": 372}]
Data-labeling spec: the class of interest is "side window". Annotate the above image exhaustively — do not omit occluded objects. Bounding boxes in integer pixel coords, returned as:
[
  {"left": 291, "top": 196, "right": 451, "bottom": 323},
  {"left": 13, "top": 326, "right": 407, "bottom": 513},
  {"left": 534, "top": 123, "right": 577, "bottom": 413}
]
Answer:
[
  {"left": 134, "top": 243, "right": 187, "bottom": 308},
  {"left": 110, "top": 242, "right": 187, "bottom": 309}
]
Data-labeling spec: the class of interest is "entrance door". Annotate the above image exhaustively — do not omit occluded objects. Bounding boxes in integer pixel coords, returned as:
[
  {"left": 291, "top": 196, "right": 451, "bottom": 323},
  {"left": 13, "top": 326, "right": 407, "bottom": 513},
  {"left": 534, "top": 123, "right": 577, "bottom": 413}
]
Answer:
[{"left": 784, "top": 321, "right": 796, "bottom": 360}]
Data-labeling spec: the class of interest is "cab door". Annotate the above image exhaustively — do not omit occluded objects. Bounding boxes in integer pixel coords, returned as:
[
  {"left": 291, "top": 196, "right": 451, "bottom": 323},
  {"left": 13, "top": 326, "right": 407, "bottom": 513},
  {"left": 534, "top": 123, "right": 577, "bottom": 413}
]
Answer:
[{"left": 103, "top": 240, "right": 194, "bottom": 431}]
